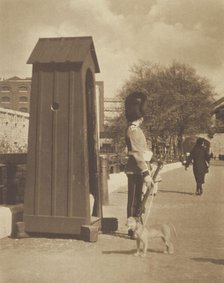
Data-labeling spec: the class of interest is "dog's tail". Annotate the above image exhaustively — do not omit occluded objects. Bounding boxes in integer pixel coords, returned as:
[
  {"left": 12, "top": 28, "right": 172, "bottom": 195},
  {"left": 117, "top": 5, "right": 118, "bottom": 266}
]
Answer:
[{"left": 169, "top": 223, "right": 177, "bottom": 238}]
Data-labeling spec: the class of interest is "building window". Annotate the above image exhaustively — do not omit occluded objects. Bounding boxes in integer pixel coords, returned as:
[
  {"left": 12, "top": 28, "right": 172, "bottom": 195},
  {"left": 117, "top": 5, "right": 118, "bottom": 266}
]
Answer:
[
  {"left": 19, "top": 96, "right": 28, "bottom": 102},
  {"left": 19, "top": 107, "right": 28, "bottom": 112},
  {"left": 19, "top": 86, "right": 28, "bottom": 92},
  {"left": 1, "top": 96, "right": 10, "bottom": 102},
  {"left": 1, "top": 86, "right": 10, "bottom": 92}
]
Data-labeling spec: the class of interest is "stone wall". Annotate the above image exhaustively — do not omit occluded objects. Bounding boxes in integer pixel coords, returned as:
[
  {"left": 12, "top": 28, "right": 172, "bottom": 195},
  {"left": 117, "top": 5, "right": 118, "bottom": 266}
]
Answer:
[{"left": 0, "top": 108, "right": 29, "bottom": 153}]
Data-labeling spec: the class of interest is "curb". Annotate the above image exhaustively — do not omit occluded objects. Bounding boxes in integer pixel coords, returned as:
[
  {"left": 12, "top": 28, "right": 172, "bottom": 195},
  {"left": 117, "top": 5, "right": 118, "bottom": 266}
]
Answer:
[{"left": 108, "top": 162, "right": 183, "bottom": 194}]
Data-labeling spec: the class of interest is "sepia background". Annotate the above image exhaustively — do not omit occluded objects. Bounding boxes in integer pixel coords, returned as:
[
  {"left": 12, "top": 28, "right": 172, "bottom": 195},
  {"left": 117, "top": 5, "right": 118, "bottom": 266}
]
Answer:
[{"left": 0, "top": 0, "right": 224, "bottom": 99}]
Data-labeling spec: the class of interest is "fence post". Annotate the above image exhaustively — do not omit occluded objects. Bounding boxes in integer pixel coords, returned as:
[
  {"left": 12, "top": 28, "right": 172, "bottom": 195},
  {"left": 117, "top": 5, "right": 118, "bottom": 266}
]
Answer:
[{"left": 100, "top": 156, "right": 109, "bottom": 205}]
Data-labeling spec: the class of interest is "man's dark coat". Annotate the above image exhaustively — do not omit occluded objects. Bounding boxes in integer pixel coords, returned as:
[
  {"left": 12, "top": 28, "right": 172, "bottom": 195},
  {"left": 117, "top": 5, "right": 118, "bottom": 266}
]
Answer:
[{"left": 186, "top": 144, "right": 210, "bottom": 184}]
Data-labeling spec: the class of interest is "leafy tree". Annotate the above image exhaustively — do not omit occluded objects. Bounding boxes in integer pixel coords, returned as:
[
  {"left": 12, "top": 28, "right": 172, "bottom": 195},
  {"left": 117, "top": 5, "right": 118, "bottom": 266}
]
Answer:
[{"left": 106, "top": 61, "right": 216, "bottom": 158}]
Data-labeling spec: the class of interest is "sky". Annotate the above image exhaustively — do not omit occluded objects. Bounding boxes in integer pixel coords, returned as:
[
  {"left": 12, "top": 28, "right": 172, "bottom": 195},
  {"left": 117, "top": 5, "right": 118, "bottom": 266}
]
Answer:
[{"left": 0, "top": 0, "right": 224, "bottom": 98}]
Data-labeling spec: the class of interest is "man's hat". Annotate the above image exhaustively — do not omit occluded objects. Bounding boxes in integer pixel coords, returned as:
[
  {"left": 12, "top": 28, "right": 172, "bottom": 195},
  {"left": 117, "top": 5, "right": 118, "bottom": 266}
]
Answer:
[
  {"left": 125, "top": 91, "right": 147, "bottom": 122},
  {"left": 196, "top": 137, "right": 204, "bottom": 145}
]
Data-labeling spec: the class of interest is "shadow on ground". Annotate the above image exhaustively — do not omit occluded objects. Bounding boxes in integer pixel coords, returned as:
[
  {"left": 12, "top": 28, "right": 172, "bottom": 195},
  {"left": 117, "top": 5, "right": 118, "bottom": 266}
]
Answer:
[
  {"left": 105, "top": 232, "right": 129, "bottom": 239},
  {"left": 191, "top": 257, "right": 224, "bottom": 265},
  {"left": 102, "top": 248, "right": 164, "bottom": 255},
  {"left": 159, "top": 189, "right": 195, "bottom": 196}
]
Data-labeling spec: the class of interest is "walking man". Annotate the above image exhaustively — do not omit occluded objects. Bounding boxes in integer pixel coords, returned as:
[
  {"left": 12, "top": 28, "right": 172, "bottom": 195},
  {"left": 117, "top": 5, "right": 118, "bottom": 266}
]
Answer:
[{"left": 185, "top": 137, "right": 210, "bottom": 195}]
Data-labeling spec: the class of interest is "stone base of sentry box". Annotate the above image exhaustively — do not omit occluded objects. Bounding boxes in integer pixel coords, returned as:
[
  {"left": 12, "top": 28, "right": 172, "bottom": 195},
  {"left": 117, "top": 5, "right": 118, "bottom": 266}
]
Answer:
[
  {"left": 80, "top": 225, "right": 99, "bottom": 242},
  {"left": 0, "top": 204, "right": 24, "bottom": 239}
]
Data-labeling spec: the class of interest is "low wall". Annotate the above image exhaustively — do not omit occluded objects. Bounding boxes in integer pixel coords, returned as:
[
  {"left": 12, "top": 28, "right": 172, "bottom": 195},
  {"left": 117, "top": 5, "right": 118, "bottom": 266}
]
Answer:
[{"left": 0, "top": 108, "right": 29, "bottom": 153}]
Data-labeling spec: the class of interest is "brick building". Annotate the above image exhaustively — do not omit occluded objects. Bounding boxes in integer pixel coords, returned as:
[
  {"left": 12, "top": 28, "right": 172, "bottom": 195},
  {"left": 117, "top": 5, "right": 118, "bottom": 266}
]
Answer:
[{"left": 0, "top": 77, "right": 31, "bottom": 113}]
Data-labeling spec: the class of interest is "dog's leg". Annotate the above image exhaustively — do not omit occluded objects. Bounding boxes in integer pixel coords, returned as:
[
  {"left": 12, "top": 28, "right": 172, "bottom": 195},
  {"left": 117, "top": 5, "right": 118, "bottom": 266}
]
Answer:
[
  {"left": 141, "top": 237, "right": 148, "bottom": 257},
  {"left": 162, "top": 237, "right": 174, "bottom": 254},
  {"left": 134, "top": 238, "right": 141, "bottom": 256},
  {"left": 166, "top": 240, "right": 174, "bottom": 254}
]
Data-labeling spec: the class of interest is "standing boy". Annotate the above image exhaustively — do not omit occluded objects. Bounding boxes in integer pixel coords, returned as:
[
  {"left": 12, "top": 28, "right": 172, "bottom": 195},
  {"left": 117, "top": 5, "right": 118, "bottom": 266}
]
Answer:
[{"left": 124, "top": 92, "right": 153, "bottom": 237}]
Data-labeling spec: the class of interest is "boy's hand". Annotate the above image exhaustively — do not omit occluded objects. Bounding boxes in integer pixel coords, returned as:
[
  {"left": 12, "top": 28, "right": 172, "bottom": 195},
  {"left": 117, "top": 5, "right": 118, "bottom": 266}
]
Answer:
[{"left": 144, "top": 174, "right": 154, "bottom": 187}]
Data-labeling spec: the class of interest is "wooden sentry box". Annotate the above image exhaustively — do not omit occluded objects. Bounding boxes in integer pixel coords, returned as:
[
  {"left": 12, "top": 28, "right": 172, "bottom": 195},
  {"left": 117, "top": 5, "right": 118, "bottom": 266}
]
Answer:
[{"left": 24, "top": 37, "right": 102, "bottom": 236}]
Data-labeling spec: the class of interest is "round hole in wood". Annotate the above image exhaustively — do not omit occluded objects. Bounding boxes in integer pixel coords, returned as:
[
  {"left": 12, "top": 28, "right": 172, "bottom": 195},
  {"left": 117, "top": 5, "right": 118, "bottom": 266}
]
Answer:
[{"left": 51, "top": 102, "right": 59, "bottom": 111}]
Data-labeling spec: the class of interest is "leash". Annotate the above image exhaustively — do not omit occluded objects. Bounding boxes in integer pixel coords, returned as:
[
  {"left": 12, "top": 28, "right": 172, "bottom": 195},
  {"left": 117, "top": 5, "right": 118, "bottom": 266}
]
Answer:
[
  {"left": 138, "top": 160, "right": 164, "bottom": 225},
  {"left": 142, "top": 185, "right": 155, "bottom": 224}
]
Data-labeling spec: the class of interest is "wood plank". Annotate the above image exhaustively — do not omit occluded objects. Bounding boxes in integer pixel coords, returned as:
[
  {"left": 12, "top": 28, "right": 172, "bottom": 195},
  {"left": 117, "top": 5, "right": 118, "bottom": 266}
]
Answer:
[
  {"left": 24, "top": 215, "right": 88, "bottom": 235},
  {"left": 70, "top": 70, "right": 90, "bottom": 218},
  {"left": 52, "top": 67, "right": 69, "bottom": 216},
  {"left": 35, "top": 66, "right": 54, "bottom": 215}
]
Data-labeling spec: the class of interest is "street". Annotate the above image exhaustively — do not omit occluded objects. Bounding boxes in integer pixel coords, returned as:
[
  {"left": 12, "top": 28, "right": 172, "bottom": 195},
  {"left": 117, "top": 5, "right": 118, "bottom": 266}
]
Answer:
[{"left": 0, "top": 163, "right": 224, "bottom": 283}]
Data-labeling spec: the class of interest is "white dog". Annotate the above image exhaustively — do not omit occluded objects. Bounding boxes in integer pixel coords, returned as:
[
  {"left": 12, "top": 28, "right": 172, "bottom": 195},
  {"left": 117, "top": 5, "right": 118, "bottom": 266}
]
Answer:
[{"left": 127, "top": 217, "right": 176, "bottom": 257}]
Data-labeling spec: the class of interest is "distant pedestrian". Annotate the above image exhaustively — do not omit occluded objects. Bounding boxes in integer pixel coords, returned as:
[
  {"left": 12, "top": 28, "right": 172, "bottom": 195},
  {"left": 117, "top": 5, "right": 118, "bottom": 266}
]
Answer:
[
  {"left": 124, "top": 91, "right": 153, "bottom": 237},
  {"left": 185, "top": 138, "right": 210, "bottom": 195}
]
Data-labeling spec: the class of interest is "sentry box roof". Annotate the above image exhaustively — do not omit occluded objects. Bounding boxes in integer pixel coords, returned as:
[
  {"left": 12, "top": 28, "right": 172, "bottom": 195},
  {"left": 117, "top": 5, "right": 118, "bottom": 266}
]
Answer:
[{"left": 27, "top": 36, "right": 100, "bottom": 73}]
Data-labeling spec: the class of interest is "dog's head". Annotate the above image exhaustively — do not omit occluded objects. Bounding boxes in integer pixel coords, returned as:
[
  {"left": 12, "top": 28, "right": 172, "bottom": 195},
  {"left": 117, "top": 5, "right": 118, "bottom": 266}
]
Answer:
[{"left": 127, "top": 217, "right": 139, "bottom": 231}]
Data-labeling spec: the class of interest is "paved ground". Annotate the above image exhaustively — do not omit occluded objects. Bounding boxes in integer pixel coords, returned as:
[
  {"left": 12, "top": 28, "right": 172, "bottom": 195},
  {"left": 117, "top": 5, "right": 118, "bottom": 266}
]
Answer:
[{"left": 0, "top": 163, "right": 224, "bottom": 283}]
